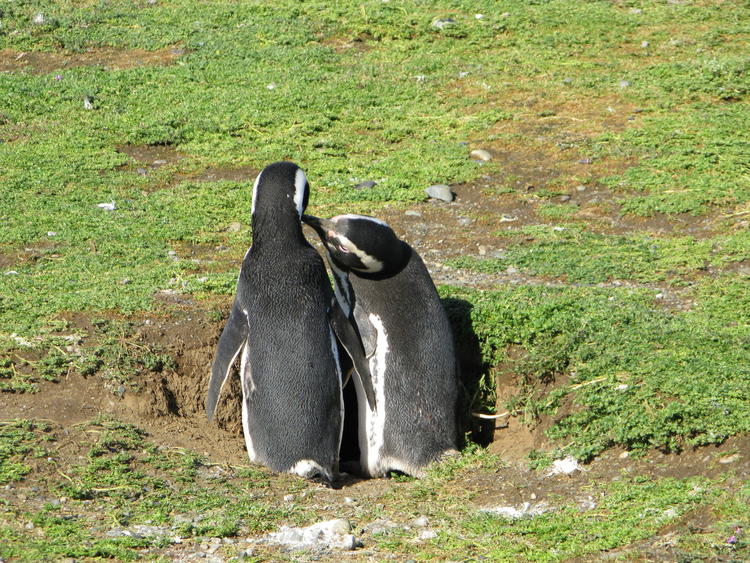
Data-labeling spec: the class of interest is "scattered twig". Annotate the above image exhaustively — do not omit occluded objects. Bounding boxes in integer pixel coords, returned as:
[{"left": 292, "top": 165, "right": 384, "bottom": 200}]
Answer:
[
  {"left": 472, "top": 411, "right": 511, "bottom": 420},
  {"left": 569, "top": 376, "right": 607, "bottom": 390}
]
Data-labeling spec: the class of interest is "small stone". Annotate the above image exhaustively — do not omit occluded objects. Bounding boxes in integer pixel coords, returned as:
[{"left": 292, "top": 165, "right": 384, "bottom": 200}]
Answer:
[
  {"left": 432, "top": 18, "right": 457, "bottom": 30},
  {"left": 256, "top": 518, "right": 359, "bottom": 551},
  {"left": 663, "top": 508, "right": 678, "bottom": 519},
  {"left": 458, "top": 217, "right": 474, "bottom": 226},
  {"left": 546, "top": 456, "right": 581, "bottom": 476},
  {"left": 478, "top": 245, "right": 487, "bottom": 256},
  {"left": 136, "top": 167, "right": 148, "bottom": 176},
  {"left": 619, "top": 451, "right": 630, "bottom": 459},
  {"left": 718, "top": 453, "right": 741, "bottom": 464},
  {"left": 562, "top": 77, "right": 573, "bottom": 85},
  {"left": 629, "top": 8, "right": 642, "bottom": 14},
  {"left": 470, "top": 149, "right": 492, "bottom": 161},
  {"left": 499, "top": 214, "right": 518, "bottom": 223},
  {"left": 153, "top": 159, "right": 167, "bottom": 165},
  {"left": 97, "top": 201, "right": 116, "bottom": 211},
  {"left": 425, "top": 185, "right": 455, "bottom": 202},
  {"left": 120, "top": 278, "right": 131, "bottom": 285},
  {"left": 578, "top": 158, "right": 593, "bottom": 165},
  {"left": 559, "top": 195, "right": 571, "bottom": 202},
  {"left": 412, "top": 517, "right": 429, "bottom": 527},
  {"left": 619, "top": 80, "right": 631, "bottom": 88},
  {"left": 404, "top": 210, "right": 422, "bottom": 217},
  {"left": 641, "top": 40, "right": 649, "bottom": 48},
  {"left": 344, "top": 497, "right": 354, "bottom": 504},
  {"left": 32, "top": 13, "right": 45, "bottom": 24},
  {"left": 576, "top": 185, "right": 587, "bottom": 192},
  {"left": 530, "top": 493, "right": 537, "bottom": 500},
  {"left": 47, "top": 231, "right": 57, "bottom": 237},
  {"left": 227, "top": 221, "right": 243, "bottom": 232},
  {"left": 25, "top": 522, "right": 34, "bottom": 530},
  {"left": 353, "top": 180, "right": 377, "bottom": 190}
]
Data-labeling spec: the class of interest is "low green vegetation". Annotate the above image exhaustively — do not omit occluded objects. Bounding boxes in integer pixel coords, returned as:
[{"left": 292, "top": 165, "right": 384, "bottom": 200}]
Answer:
[
  {"left": 2, "top": 0, "right": 749, "bottom": 560},
  {"left": 450, "top": 225, "right": 750, "bottom": 284}
]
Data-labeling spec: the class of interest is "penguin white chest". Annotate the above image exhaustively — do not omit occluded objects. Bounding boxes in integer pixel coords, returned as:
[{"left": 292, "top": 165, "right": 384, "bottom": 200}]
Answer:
[{"left": 364, "top": 313, "right": 389, "bottom": 464}]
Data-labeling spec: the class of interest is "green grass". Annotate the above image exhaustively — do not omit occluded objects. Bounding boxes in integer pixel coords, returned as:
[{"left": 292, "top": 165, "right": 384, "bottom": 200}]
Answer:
[
  {"left": 441, "top": 281, "right": 750, "bottom": 462},
  {"left": 0, "top": 417, "right": 307, "bottom": 561},
  {"left": 449, "top": 225, "right": 750, "bottom": 284},
  {"left": 2, "top": 1, "right": 750, "bottom": 560}
]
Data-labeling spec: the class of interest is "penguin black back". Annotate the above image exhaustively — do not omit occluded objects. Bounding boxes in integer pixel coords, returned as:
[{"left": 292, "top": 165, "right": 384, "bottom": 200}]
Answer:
[
  {"left": 207, "top": 162, "right": 344, "bottom": 481},
  {"left": 302, "top": 213, "right": 460, "bottom": 478}
]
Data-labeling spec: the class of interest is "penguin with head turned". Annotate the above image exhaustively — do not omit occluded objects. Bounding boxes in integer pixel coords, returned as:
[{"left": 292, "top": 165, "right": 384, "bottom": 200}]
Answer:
[
  {"left": 206, "top": 162, "right": 369, "bottom": 481},
  {"left": 302, "top": 213, "right": 460, "bottom": 478}
]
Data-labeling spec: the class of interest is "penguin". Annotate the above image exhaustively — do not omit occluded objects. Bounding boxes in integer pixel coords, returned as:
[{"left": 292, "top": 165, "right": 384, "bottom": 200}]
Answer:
[
  {"left": 206, "top": 162, "right": 369, "bottom": 481},
  {"left": 302, "top": 213, "right": 460, "bottom": 478}
]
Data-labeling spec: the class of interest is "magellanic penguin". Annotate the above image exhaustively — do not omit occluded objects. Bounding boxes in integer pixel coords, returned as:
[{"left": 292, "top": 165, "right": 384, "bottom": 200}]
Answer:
[
  {"left": 302, "top": 213, "right": 460, "bottom": 478},
  {"left": 206, "top": 162, "right": 368, "bottom": 482}
]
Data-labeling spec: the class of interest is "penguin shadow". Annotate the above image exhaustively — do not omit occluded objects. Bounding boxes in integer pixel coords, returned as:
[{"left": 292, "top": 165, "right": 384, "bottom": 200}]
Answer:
[{"left": 441, "top": 297, "right": 495, "bottom": 447}]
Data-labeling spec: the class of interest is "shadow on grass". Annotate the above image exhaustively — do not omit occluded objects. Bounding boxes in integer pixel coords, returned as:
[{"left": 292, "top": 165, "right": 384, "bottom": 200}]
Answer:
[{"left": 442, "top": 297, "right": 495, "bottom": 448}]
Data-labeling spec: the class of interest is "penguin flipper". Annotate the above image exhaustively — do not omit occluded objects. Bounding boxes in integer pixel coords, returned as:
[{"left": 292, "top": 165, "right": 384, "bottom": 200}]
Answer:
[
  {"left": 329, "top": 299, "right": 377, "bottom": 412},
  {"left": 206, "top": 302, "right": 248, "bottom": 421}
]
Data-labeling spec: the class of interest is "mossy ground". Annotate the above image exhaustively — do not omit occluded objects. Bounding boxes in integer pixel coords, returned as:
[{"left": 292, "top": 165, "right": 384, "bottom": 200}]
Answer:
[{"left": 1, "top": 0, "right": 749, "bottom": 560}]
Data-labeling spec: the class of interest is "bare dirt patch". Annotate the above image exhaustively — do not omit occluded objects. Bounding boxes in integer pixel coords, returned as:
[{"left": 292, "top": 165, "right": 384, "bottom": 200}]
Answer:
[{"left": 0, "top": 45, "right": 186, "bottom": 74}]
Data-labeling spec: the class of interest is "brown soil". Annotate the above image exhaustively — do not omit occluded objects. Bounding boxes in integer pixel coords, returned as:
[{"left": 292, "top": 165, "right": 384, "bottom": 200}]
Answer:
[{"left": 0, "top": 46, "right": 186, "bottom": 74}]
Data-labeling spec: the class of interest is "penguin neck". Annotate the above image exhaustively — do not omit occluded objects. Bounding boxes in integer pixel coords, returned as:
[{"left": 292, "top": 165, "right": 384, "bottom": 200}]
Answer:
[{"left": 251, "top": 208, "right": 307, "bottom": 250}]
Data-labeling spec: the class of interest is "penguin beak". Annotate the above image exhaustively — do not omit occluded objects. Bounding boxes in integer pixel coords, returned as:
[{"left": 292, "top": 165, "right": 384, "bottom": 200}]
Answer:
[{"left": 302, "top": 214, "right": 334, "bottom": 239}]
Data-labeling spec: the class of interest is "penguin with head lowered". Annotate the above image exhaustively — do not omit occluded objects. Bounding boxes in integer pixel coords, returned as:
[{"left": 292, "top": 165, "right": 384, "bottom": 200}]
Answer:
[
  {"left": 302, "top": 213, "right": 460, "bottom": 478},
  {"left": 206, "top": 162, "right": 371, "bottom": 481}
]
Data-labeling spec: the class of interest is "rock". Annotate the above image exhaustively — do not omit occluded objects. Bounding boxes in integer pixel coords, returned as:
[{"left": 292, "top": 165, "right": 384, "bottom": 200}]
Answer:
[
  {"left": 458, "top": 217, "right": 474, "bottom": 226},
  {"left": 96, "top": 201, "right": 116, "bottom": 211},
  {"left": 417, "top": 530, "right": 437, "bottom": 540},
  {"left": 255, "top": 519, "right": 360, "bottom": 551},
  {"left": 641, "top": 40, "right": 649, "bottom": 48},
  {"left": 559, "top": 195, "right": 571, "bottom": 202},
  {"left": 412, "top": 517, "right": 429, "bottom": 528},
  {"left": 405, "top": 210, "right": 422, "bottom": 217},
  {"left": 576, "top": 185, "right": 587, "bottom": 192},
  {"left": 718, "top": 453, "right": 741, "bottom": 464},
  {"left": 227, "top": 221, "right": 243, "bottom": 232},
  {"left": 578, "top": 158, "right": 593, "bottom": 165},
  {"left": 32, "top": 13, "right": 45, "bottom": 24},
  {"left": 619, "top": 80, "right": 631, "bottom": 88},
  {"left": 432, "top": 18, "right": 457, "bottom": 30},
  {"left": 546, "top": 456, "right": 581, "bottom": 476},
  {"left": 136, "top": 167, "right": 148, "bottom": 176},
  {"left": 480, "top": 502, "right": 552, "bottom": 519},
  {"left": 353, "top": 180, "right": 377, "bottom": 190},
  {"left": 425, "top": 185, "right": 454, "bottom": 202},
  {"left": 470, "top": 149, "right": 492, "bottom": 161},
  {"left": 363, "top": 518, "right": 399, "bottom": 536}
]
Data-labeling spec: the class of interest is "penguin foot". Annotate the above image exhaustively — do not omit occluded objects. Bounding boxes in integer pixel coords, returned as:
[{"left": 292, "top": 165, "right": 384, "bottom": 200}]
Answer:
[{"left": 288, "top": 459, "right": 333, "bottom": 483}]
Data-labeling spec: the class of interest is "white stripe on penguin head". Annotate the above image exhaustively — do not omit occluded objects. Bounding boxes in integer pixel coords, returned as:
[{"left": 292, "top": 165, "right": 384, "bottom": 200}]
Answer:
[
  {"left": 293, "top": 167, "right": 308, "bottom": 218},
  {"left": 250, "top": 168, "right": 263, "bottom": 218}
]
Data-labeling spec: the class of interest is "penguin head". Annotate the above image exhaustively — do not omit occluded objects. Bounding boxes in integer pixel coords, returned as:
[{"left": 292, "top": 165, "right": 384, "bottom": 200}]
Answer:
[
  {"left": 302, "top": 213, "right": 407, "bottom": 275},
  {"left": 251, "top": 161, "right": 309, "bottom": 224}
]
